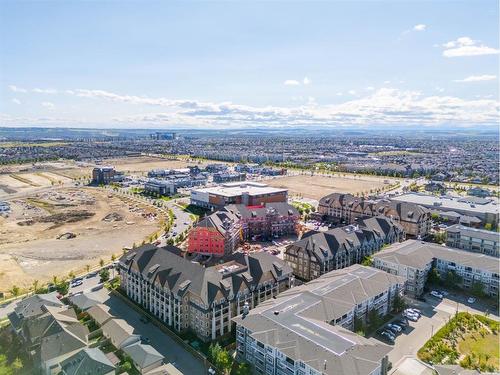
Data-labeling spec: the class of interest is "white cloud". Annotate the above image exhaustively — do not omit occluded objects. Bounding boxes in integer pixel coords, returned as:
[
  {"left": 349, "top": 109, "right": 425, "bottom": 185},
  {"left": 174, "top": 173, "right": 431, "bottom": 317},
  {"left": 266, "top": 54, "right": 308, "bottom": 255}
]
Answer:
[
  {"left": 413, "top": 24, "right": 426, "bottom": 31},
  {"left": 454, "top": 74, "right": 497, "bottom": 82},
  {"left": 348, "top": 90, "right": 357, "bottom": 95},
  {"left": 12, "top": 98, "right": 21, "bottom": 105},
  {"left": 41, "top": 101, "right": 55, "bottom": 109},
  {"left": 284, "top": 80, "right": 300, "bottom": 86},
  {"left": 442, "top": 37, "right": 500, "bottom": 57},
  {"left": 7, "top": 85, "right": 499, "bottom": 127},
  {"left": 8, "top": 85, "right": 27, "bottom": 93},
  {"left": 336, "top": 92, "right": 343, "bottom": 96},
  {"left": 303, "top": 77, "right": 311, "bottom": 85},
  {"left": 33, "top": 88, "right": 58, "bottom": 94},
  {"left": 365, "top": 86, "right": 375, "bottom": 91}
]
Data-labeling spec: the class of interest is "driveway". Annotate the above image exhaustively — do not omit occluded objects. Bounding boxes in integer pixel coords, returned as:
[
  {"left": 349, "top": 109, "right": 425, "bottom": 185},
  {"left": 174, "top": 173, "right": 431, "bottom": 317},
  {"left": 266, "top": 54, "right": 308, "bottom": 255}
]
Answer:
[{"left": 103, "top": 292, "right": 206, "bottom": 375}]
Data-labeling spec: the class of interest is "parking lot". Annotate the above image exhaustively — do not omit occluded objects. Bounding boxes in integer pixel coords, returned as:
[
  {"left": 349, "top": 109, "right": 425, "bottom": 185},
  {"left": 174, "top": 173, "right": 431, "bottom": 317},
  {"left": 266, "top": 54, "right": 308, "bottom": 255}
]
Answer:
[{"left": 386, "top": 291, "right": 500, "bottom": 372}]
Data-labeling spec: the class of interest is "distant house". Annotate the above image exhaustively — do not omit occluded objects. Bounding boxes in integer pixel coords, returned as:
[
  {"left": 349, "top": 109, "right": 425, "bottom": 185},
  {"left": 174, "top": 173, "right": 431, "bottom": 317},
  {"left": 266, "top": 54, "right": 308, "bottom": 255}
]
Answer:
[
  {"left": 8, "top": 292, "right": 63, "bottom": 333},
  {"left": 87, "top": 304, "right": 114, "bottom": 326},
  {"left": 446, "top": 224, "right": 499, "bottom": 257},
  {"left": 468, "top": 187, "right": 492, "bottom": 198}
]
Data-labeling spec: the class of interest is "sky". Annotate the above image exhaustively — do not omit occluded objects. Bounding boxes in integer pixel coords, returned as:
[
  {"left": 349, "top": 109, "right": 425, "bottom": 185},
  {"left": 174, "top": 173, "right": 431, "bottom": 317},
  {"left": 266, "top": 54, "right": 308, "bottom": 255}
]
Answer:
[{"left": 0, "top": 0, "right": 499, "bottom": 129}]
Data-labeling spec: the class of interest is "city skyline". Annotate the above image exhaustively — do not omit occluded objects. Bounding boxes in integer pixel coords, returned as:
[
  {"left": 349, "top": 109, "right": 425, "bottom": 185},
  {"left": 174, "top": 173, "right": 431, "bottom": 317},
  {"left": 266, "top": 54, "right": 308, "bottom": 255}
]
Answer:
[{"left": 1, "top": 0, "right": 499, "bottom": 128}]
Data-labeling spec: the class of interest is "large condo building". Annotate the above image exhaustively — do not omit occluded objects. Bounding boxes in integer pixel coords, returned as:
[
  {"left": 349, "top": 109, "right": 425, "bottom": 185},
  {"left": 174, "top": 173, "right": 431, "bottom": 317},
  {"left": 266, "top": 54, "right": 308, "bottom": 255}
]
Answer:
[
  {"left": 190, "top": 182, "right": 288, "bottom": 210},
  {"left": 119, "top": 245, "right": 293, "bottom": 341},
  {"left": 188, "top": 202, "right": 300, "bottom": 256},
  {"left": 284, "top": 216, "right": 405, "bottom": 281},
  {"left": 445, "top": 224, "right": 499, "bottom": 257},
  {"left": 317, "top": 193, "right": 431, "bottom": 238},
  {"left": 391, "top": 193, "right": 499, "bottom": 226},
  {"left": 233, "top": 265, "right": 402, "bottom": 375},
  {"left": 373, "top": 240, "right": 500, "bottom": 297}
]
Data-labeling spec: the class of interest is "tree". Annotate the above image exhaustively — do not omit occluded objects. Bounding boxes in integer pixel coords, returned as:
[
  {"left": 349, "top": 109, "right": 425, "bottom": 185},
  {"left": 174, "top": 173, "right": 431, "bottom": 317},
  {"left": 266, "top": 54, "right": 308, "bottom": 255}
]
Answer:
[
  {"left": 56, "top": 281, "right": 70, "bottom": 295},
  {"left": 86, "top": 264, "right": 91, "bottom": 273},
  {"left": 99, "top": 258, "right": 105, "bottom": 267},
  {"left": 111, "top": 254, "right": 116, "bottom": 262},
  {"left": 99, "top": 269, "right": 110, "bottom": 283},
  {"left": 216, "top": 349, "right": 233, "bottom": 374},
  {"left": 32, "top": 279, "right": 39, "bottom": 294},
  {"left": 361, "top": 256, "right": 373, "bottom": 267},
  {"left": 367, "top": 309, "right": 382, "bottom": 331},
  {"left": 470, "top": 281, "right": 486, "bottom": 298},
  {"left": 484, "top": 223, "right": 493, "bottom": 231},
  {"left": 9, "top": 285, "right": 20, "bottom": 297},
  {"left": 392, "top": 293, "right": 406, "bottom": 313},
  {"left": 443, "top": 270, "right": 462, "bottom": 289},
  {"left": 426, "top": 267, "right": 441, "bottom": 286},
  {"left": 69, "top": 271, "right": 75, "bottom": 280},
  {"left": 234, "top": 362, "right": 252, "bottom": 375},
  {"left": 12, "top": 358, "right": 23, "bottom": 371}
]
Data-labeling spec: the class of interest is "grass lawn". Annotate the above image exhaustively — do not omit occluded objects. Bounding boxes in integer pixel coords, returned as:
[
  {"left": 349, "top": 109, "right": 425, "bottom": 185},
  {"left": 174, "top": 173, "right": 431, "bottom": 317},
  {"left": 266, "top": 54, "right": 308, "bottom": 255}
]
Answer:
[{"left": 458, "top": 332, "right": 499, "bottom": 369}]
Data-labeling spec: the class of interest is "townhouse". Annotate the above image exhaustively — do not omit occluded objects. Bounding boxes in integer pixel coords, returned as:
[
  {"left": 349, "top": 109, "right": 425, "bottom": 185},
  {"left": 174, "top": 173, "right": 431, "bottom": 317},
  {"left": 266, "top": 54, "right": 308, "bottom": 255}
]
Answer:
[
  {"left": 284, "top": 216, "right": 405, "bottom": 281},
  {"left": 373, "top": 240, "right": 500, "bottom": 297},
  {"left": 119, "top": 244, "right": 293, "bottom": 341},
  {"left": 188, "top": 202, "right": 299, "bottom": 256},
  {"left": 318, "top": 193, "right": 431, "bottom": 238},
  {"left": 445, "top": 224, "right": 499, "bottom": 257},
  {"left": 232, "top": 265, "right": 400, "bottom": 375}
]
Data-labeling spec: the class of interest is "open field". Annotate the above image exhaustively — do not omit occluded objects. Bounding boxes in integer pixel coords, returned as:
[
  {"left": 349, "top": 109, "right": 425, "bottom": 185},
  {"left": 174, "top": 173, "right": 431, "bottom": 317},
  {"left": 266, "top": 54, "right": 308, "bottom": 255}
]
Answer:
[
  {"left": 0, "top": 172, "right": 73, "bottom": 198},
  {"left": 266, "top": 174, "right": 395, "bottom": 200},
  {"left": 0, "top": 187, "right": 161, "bottom": 292}
]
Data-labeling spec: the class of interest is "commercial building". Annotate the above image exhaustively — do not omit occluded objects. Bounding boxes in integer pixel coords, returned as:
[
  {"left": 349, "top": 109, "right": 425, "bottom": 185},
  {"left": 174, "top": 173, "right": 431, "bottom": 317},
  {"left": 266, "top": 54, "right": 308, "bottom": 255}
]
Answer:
[
  {"left": 144, "top": 179, "right": 176, "bottom": 196},
  {"left": 119, "top": 245, "right": 293, "bottom": 341},
  {"left": 318, "top": 193, "right": 431, "bottom": 238},
  {"left": 372, "top": 240, "right": 500, "bottom": 297},
  {"left": 284, "top": 216, "right": 405, "bottom": 281},
  {"left": 190, "top": 182, "right": 288, "bottom": 210},
  {"left": 91, "top": 166, "right": 123, "bottom": 185},
  {"left": 391, "top": 193, "right": 499, "bottom": 226},
  {"left": 445, "top": 224, "right": 499, "bottom": 257},
  {"left": 188, "top": 202, "right": 299, "bottom": 256},
  {"left": 233, "top": 265, "right": 399, "bottom": 375}
]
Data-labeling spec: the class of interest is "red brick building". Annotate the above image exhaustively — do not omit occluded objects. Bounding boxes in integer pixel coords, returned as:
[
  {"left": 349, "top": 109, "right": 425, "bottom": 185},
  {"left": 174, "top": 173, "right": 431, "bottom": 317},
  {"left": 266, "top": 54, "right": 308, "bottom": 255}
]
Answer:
[{"left": 188, "top": 203, "right": 300, "bottom": 256}]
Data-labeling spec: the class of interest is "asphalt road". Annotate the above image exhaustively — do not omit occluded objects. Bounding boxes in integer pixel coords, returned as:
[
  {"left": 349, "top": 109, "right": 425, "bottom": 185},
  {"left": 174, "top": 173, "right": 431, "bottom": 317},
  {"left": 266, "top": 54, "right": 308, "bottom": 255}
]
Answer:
[{"left": 103, "top": 292, "right": 206, "bottom": 375}]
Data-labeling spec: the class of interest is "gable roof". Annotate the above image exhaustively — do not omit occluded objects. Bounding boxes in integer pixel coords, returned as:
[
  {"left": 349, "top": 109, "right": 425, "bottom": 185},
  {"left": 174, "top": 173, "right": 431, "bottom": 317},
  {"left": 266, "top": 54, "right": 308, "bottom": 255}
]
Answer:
[
  {"left": 61, "top": 347, "right": 115, "bottom": 375},
  {"left": 123, "top": 342, "right": 164, "bottom": 369}
]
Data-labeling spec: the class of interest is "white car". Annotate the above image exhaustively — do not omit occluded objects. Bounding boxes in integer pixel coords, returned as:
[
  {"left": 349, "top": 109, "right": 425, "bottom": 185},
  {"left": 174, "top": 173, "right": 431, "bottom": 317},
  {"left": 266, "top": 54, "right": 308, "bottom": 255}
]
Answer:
[
  {"left": 430, "top": 290, "right": 444, "bottom": 299},
  {"left": 467, "top": 297, "right": 476, "bottom": 304},
  {"left": 405, "top": 308, "right": 421, "bottom": 316}
]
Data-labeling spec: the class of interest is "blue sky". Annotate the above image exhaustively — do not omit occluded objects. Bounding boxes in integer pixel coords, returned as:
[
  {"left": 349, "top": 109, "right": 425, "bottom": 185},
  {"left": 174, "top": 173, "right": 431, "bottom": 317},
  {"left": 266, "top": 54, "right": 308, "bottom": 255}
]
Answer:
[{"left": 0, "top": 0, "right": 498, "bottom": 128}]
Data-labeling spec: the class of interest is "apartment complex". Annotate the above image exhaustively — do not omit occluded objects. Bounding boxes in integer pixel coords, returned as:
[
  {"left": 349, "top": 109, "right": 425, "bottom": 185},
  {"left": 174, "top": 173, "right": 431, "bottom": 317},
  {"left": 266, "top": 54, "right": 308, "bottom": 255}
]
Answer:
[
  {"left": 391, "top": 193, "right": 499, "bottom": 226},
  {"left": 318, "top": 193, "right": 431, "bottom": 238},
  {"left": 446, "top": 224, "right": 499, "bottom": 257},
  {"left": 190, "top": 182, "right": 288, "bottom": 210},
  {"left": 284, "top": 216, "right": 405, "bottom": 281},
  {"left": 213, "top": 172, "right": 246, "bottom": 183},
  {"left": 91, "top": 166, "right": 123, "bottom": 185},
  {"left": 119, "top": 245, "right": 293, "bottom": 341},
  {"left": 233, "top": 265, "right": 400, "bottom": 375},
  {"left": 188, "top": 202, "right": 299, "bottom": 256},
  {"left": 373, "top": 240, "right": 500, "bottom": 297}
]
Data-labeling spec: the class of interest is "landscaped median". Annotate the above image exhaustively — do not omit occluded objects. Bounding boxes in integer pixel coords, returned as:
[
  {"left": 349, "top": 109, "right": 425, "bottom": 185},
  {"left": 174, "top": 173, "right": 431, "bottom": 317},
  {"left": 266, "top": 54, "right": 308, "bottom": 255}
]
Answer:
[{"left": 418, "top": 312, "right": 499, "bottom": 372}]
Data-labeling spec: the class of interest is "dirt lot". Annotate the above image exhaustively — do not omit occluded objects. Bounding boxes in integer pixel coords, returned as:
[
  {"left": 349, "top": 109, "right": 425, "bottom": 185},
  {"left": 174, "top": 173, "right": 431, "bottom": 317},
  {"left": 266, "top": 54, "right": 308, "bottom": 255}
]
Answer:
[
  {"left": 267, "top": 174, "right": 395, "bottom": 200},
  {"left": 0, "top": 187, "right": 161, "bottom": 292}
]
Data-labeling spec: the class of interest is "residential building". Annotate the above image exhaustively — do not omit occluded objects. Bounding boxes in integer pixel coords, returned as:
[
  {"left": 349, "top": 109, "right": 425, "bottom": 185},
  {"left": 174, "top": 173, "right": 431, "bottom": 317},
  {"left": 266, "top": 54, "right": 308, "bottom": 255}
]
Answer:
[
  {"left": 87, "top": 304, "right": 114, "bottom": 326},
  {"left": 92, "top": 167, "right": 123, "bottom": 185},
  {"left": 188, "top": 202, "right": 299, "bottom": 256},
  {"left": 318, "top": 193, "right": 431, "bottom": 238},
  {"left": 446, "top": 224, "right": 499, "bottom": 257},
  {"left": 123, "top": 342, "right": 165, "bottom": 374},
  {"left": 16, "top": 305, "right": 88, "bottom": 374},
  {"left": 391, "top": 193, "right": 499, "bottom": 226},
  {"left": 284, "top": 216, "right": 404, "bottom": 281},
  {"left": 190, "top": 182, "right": 288, "bottom": 210},
  {"left": 8, "top": 292, "right": 63, "bottom": 332},
  {"left": 119, "top": 244, "right": 293, "bottom": 341},
  {"left": 233, "top": 265, "right": 397, "bottom": 375},
  {"left": 187, "top": 207, "right": 242, "bottom": 256},
  {"left": 145, "top": 179, "right": 176, "bottom": 196},
  {"left": 213, "top": 172, "right": 246, "bottom": 183},
  {"left": 101, "top": 318, "right": 141, "bottom": 349},
  {"left": 60, "top": 348, "right": 116, "bottom": 375},
  {"left": 373, "top": 240, "right": 500, "bottom": 297},
  {"left": 467, "top": 187, "right": 492, "bottom": 198}
]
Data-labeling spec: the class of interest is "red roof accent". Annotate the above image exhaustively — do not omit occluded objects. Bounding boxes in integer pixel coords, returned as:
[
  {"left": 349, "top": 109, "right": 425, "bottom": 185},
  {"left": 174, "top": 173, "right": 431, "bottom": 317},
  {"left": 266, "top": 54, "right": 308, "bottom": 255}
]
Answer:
[{"left": 246, "top": 205, "right": 264, "bottom": 209}]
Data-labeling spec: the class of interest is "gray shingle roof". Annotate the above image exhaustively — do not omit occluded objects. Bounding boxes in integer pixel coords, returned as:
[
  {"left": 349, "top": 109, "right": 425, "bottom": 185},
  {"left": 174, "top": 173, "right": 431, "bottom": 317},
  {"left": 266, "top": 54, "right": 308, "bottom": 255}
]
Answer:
[
  {"left": 120, "top": 245, "right": 292, "bottom": 307},
  {"left": 123, "top": 342, "right": 164, "bottom": 369},
  {"left": 60, "top": 347, "right": 115, "bottom": 375}
]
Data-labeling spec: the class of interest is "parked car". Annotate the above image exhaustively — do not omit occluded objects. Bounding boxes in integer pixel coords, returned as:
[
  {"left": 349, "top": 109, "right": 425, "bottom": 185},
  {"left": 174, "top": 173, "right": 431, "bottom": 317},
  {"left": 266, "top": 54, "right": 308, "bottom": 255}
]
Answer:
[
  {"left": 395, "top": 319, "right": 408, "bottom": 328},
  {"left": 430, "top": 290, "right": 444, "bottom": 299},
  {"left": 405, "top": 308, "right": 421, "bottom": 316},
  {"left": 380, "top": 331, "right": 395, "bottom": 342},
  {"left": 140, "top": 315, "right": 151, "bottom": 324},
  {"left": 467, "top": 297, "right": 476, "bottom": 304},
  {"left": 387, "top": 323, "right": 402, "bottom": 333},
  {"left": 403, "top": 311, "right": 419, "bottom": 321}
]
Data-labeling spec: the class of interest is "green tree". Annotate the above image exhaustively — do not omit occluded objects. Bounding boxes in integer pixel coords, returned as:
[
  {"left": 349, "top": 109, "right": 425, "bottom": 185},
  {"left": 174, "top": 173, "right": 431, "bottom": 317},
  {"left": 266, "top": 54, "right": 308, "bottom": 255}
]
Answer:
[
  {"left": 111, "top": 254, "right": 117, "bottom": 262},
  {"left": 216, "top": 348, "right": 232, "bottom": 374},
  {"left": 99, "top": 269, "right": 110, "bottom": 283},
  {"left": 99, "top": 258, "right": 105, "bottom": 267},
  {"left": 9, "top": 285, "right": 20, "bottom": 297},
  {"left": 234, "top": 363, "right": 252, "bottom": 375},
  {"left": 392, "top": 293, "right": 406, "bottom": 313},
  {"left": 361, "top": 256, "right": 373, "bottom": 267},
  {"left": 69, "top": 271, "right": 75, "bottom": 280},
  {"left": 32, "top": 279, "right": 39, "bottom": 294},
  {"left": 470, "top": 281, "right": 486, "bottom": 298},
  {"left": 443, "top": 270, "right": 462, "bottom": 289},
  {"left": 12, "top": 357, "right": 23, "bottom": 371},
  {"left": 426, "top": 267, "right": 441, "bottom": 286},
  {"left": 56, "top": 281, "right": 70, "bottom": 295},
  {"left": 368, "top": 309, "right": 382, "bottom": 331}
]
